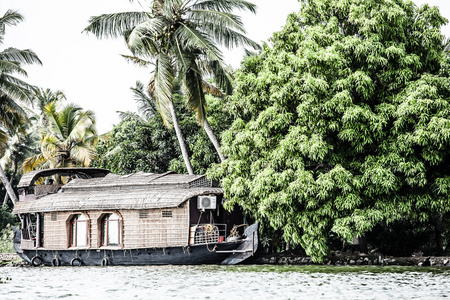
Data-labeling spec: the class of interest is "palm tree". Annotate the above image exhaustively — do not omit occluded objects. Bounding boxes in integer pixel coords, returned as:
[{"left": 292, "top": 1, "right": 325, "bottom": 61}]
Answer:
[
  {"left": 0, "top": 9, "right": 42, "bottom": 204},
  {"left": 84, "top": 0, "right": 259, "bottom": 173},
  {"left": 23, "top": 103, "right": 98, "bottom": 172},
  {"left": 1, "top": 124, "right": 40, "bottom": 207}
]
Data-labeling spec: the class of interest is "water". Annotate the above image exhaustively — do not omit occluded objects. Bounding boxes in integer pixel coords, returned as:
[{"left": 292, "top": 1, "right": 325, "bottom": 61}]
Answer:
[{"left": 1, "top": 265, "right": 449, "bottom": 299}]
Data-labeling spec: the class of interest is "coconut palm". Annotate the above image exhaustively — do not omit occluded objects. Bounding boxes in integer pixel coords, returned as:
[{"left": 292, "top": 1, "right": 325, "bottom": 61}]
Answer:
[
  {"left": 85, "top": 0, "right": 259, "bottom": 173},
  {"left": 1, "top": 124, "right": 39, "bottom": 207},
  {"left": 0, "top": 9, "right": 42, "bottom": 204},
  {"left": 23, "top": 103, "right": 98, "bottom": 172}
]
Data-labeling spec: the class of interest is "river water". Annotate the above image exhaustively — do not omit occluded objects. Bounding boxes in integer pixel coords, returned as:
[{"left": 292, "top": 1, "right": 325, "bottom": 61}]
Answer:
[{"left": 1, "top": 265, "right": 449, "bottom": 299}]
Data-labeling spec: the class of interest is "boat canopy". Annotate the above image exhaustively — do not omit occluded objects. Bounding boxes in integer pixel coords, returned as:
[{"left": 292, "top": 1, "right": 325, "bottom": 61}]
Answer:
[
  {"left": 17, "top": 168, "right": 110, "bottom": 188},
  {"left": 13, "top": 170, "right": 222, "bottom": 214}
]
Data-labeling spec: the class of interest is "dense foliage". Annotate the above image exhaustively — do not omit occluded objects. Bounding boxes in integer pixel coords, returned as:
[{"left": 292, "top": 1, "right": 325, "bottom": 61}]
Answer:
[
  {"left": 93, "top": 95, "right": 232, "bottom": 175},
  {"left": 208, "top": 0, "right": 450, "bottom": 261},
  {"left": 85, "top": 0, "right": 259, "bottom": 174}
]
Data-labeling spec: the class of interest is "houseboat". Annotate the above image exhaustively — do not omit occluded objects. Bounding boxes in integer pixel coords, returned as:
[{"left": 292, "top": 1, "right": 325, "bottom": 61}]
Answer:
[{"left": 12, "top": 168, "right": 258, "bottom": 266}]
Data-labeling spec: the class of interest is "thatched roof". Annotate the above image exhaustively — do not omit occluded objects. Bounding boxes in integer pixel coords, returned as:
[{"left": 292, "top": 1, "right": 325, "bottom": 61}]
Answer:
[
  {"left": 13, "top": 169, "right": 222, "bottom": 214},
  {"left": 17, "top": 167, "right": 110, "bottom": 188}
]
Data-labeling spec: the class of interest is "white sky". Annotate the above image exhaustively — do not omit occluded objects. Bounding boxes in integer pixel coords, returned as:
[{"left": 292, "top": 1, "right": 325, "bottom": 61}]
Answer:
[{"left": 1, "top": 0, "right": 450, "bottom": 134}]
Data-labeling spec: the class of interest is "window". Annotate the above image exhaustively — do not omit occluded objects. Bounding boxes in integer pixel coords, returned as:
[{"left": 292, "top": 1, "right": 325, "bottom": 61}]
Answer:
[
  {"left": 70, "top": 214, "right": 87, "bottom": 247},
  {"left": 102, "top": 213, "right": 120, "bottom": 246},
  {"left": 139, "top": 210, "right": 148, "bottom": 219},
  {"left": 162, "top": 210, "right": 173, "bottom": 218}
]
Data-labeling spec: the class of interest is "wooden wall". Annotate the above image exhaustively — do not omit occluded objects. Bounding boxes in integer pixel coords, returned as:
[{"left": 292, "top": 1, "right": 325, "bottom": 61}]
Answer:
[
  {"left": 42, "top": 203, "right": 190, "bottom": 250},
  {"left": 43, "top": 211, "right": 72, "bottom": 250},
  {"left": 121, "top": 203, "right": 189, "bottom": 248}
]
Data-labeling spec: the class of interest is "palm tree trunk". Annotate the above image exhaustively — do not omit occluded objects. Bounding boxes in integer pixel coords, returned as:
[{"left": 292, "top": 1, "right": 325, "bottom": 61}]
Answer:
[
  {"left": 169, "top": 100, "right": 194, "bottom": 175},
  {"left": 0, "top": 165, "right": 17, "bottom": 206},
  {"left": 3, "top": 160, "right": 18, "bottom": 207},
  {"left": 203, "top": 119, "right": 226, "bottom": 162}
]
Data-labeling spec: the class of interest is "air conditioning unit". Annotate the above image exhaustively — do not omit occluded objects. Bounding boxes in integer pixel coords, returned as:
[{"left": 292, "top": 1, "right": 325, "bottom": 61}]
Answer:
[{"left": 197, "top": 196, "right": 217, "bottom": 210}]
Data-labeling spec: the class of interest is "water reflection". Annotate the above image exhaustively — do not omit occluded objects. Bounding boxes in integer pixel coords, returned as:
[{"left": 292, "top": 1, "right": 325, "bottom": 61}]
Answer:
[{"left": 1, "top": 265, "right": 449, "bottom": 299}]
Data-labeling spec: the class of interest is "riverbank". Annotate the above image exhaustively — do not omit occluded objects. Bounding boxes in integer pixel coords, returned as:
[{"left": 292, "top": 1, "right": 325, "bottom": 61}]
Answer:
[
  {"left": 248, "top": 250, "right": 450, "bottom": 267},
  {"left": 3, "top": 251, "right": 450, "bottom": 267},
  {"left": 0, "top": 253, "right": 26, "bottom": 267}
]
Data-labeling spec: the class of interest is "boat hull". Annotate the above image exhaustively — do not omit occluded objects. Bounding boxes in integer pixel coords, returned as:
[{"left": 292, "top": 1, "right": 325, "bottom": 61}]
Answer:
[
  {"left": 13, "top": 223, "right": 259, "bottom": 266},
  {"left": 15, "top": 242, "right": 244, "bottom": 266}
]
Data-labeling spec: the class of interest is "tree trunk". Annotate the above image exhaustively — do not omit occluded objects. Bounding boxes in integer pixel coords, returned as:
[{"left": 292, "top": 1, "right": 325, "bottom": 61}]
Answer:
[
  {"left": 203, "top": 119, "right": 226, "bottom": 162},
  {"left": 0, "top": 165, "right": 17, "bottom": 206},
  {"left": 169, "top": 100, "right": 194, "bottom": 175},
  {"left": 434, "top": 212, "right": 443, "bottom": 255},
  {"left": 3, "top": 160, "right": 18, "bottom": 207}
]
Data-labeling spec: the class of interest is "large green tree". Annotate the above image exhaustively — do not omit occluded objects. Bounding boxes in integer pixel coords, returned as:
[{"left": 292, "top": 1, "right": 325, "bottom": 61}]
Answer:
[
  {"left": 0, "top": 9, "right": 41, "bottom": 205},
  {"left": 208, "top": 0, "right": 450, "bottom": 261},
  {"left": 84, "top": 0, "right": 259, "bottom": 174}
]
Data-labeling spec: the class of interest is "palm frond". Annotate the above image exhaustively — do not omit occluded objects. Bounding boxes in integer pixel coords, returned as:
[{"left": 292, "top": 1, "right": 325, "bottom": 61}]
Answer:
[
  {"left": 0, "top": 48, "right": 42, "bottom": 66},
  {"left": 153, "top": 53, "right": 175, "bottom": 128},
  {"left": 71, "top": 145, "right": 96, "bottom": 167},
  {"left": 0, "top": 10, "right": 24, "bottom": 33},
  {"left": 191, "top": 0, "right": 257, "bottom": 14},
  {"left": 162, "top": 0, "right": 184, "bottom": 18},
  {"left": 117, "top": 110, "right": 146, "bottom": 122},
  {"left": 121, "top": 54, "right": 154, "bottom": 67},
  {"left": 131, "top": 81, "right": 158, "bottom": 119},
  {"left": 175, "top": 24, "right": 222, "bottom": 61},
  {"left": 190, "top": 9, "right": 245, "bottom": 31},
  {"left": 0, "top": 74, "right": 36, "bottom": 102},
  {"left": 43, "top": 102, "right": 65, "bottom": 139},
  {"left": 0, "top": 129, "right": 8, "bottom": 157},
  {"left": 202, "top": 80, "right": 224, "bottom": 97},
  {"left": 194, "top": 17, "right": 261, "bottom": 49},
  {"left": 84, "top": 11, "right": 151, "bottom": 39},
  {"left": 183, "top": 66, "right": 207, "bottom": 125},
  {"left": 22, "top": 153, "right": 47, "bottom": 173},
  {"left": 126, "top": 17, "right": 167, "bottom": 56}
]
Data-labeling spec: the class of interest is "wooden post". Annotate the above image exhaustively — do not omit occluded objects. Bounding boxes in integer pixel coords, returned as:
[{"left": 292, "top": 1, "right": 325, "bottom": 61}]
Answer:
[{"left": 36, "top": 213, "right": 41, "bottom": 248}]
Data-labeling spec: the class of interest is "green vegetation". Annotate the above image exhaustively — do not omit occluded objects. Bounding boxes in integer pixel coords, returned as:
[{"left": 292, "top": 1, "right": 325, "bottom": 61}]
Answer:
[
  {"left": 3, "top": 1, "right": 450, "bottom": 262},
  {"left": 208, "top": 0, "right": 450, "bottom": 262},
  {"left": 0, "top": 10, "right": 42, "bottom": 205},
  {"left": 23, "top": 103, "right": 98, "bottom": 171},
  {"left": 0, "top": 224, "right": 14, "bottom": 253},
  {"left": 85, "top": 0, "right": 259, "bottom": 174},
  {"left": 93, "top": 94, "right": 232, "bottom": 175}
]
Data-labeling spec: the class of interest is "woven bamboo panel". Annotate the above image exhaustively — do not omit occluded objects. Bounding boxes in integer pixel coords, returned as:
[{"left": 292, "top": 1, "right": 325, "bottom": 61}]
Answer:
[
  {"left": 121, "top": 205, "right": 189, "bottom": 248},
  {"left": 43, "top": 211, "right": 71, "bottom": 250},
  {"left": 41, "top": 206, "right": 190, "bottom": 250}
]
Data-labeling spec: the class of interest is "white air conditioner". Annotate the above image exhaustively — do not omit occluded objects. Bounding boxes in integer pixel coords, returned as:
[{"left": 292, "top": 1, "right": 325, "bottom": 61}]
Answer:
[{"left": 197, "top": 196, "right": 217, "bottom": 210}]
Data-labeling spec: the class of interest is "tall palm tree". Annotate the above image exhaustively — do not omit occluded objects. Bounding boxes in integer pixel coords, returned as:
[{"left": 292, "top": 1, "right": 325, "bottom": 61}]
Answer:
[
  {"left": 23, "top": 103, "right": 98, "bottom": 172},
  {"left": 0, "top": 9, "right": 42, "bottom": 204},
  {"left": 85, "top": 0, "right": 259, "bottom": 173}
]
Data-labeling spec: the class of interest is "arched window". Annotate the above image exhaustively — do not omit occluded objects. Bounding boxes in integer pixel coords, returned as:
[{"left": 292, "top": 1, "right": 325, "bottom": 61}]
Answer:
[
  {"left": 70, "top": 214, "right": 87, "bottom": 247},
  {"left": 102, "top": 213, "right": 120, "bottom": 246}
]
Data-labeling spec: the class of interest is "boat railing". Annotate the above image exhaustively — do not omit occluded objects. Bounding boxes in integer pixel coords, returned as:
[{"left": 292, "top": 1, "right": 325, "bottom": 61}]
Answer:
[
  {"left": 189, "top": 223, "right": 227, "bottom": 245},
  {"left": 21, "top": 228, "right": 31, "bottom": 240}
]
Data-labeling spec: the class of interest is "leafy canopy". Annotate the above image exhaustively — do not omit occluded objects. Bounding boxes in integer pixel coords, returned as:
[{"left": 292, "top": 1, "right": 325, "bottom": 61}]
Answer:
[{"left": 208, "top": 0, "right": 450, "bottom": 262}]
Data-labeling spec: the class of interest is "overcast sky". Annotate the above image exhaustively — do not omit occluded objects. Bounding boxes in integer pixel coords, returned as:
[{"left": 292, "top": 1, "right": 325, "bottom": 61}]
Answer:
[{"left": 2, "top": 0, "right": 450, "bottom": 134}]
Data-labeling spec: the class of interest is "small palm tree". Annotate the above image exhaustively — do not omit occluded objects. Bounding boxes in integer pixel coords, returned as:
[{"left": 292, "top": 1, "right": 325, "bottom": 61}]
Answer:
[
  {"left": 85, "top": 0, "right": 259, "bottom": 173},
  {"left": 23, "top": 103, "right": 98, "bottom": 172},
  {"left": 0, "top": 9, "right": 41, "bottom": 204}
]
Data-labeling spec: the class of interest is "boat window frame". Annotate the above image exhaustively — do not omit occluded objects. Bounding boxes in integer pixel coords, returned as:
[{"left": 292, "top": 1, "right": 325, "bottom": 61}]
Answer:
[
  {"left": 68, "top": 213, "right": 89, "bottom": 248},
  {"left": 98, "top": 212, "right": 122, "bottom": 248}
]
